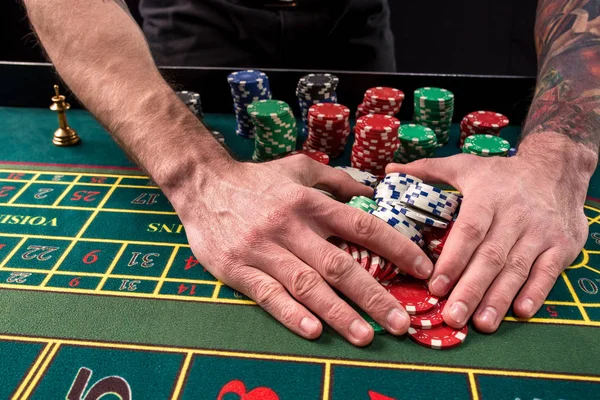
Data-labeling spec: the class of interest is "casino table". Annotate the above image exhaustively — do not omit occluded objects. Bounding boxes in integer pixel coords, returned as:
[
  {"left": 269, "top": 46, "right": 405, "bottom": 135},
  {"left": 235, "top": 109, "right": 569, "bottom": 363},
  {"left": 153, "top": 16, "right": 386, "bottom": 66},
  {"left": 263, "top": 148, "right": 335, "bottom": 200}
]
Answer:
[{"left": 0, "top": 62, "right": 599, "bottom": 399}]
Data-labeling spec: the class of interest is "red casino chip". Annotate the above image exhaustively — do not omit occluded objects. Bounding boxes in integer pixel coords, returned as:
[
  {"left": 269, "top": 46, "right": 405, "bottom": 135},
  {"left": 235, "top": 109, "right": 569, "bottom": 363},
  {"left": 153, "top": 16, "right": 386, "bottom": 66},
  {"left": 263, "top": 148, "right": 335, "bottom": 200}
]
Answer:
[
  {"left": 463, "top": 111, "right": 509, "bottom": 129},
  {"left": 308, "top": 103, "right": 351, "bottom": 121},
  {"left": 410, "top": 299, "right": 446, "bottom": 329},
  {"left": 364, "top": 87, "right": 405, "bottom": 103},
  {"left": 287, "top": 149, "right": 330, "bottom": 165},
  {"left": 386, "top": 276, "right": 439, "bottom": 315},
  {"left": 368, "top": 254, "right": 385, "bottom": 278},
  {"left": 408, "top": 321, "right": 468, "bottom": 350},
  {"left": 355, "top": 114, "right": 401, "bottom": 133}
]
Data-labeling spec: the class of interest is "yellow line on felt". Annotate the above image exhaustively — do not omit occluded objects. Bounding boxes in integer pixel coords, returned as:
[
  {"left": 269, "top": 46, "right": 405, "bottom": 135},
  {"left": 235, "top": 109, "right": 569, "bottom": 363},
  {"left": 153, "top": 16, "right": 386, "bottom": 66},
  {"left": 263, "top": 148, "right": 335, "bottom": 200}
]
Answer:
[
  {"left": 0, "top": 233, "right": 190, "bottom": 248},
  {"left": 561, "top": 271, "right": 591, "bottom": 322},
  {"left": 582, "top": 264, "right": 600, "bottom": 275},
  {"left": 170, "top": 352, "right": 194, "bottom": 399},
  {"left": 51, "top": 175, "right": 82, "bottom": 207},
  {"left": 321, "top": 362, "right": 332, "bottom": 400},
  {"left": 100, "top": 208, "right": 177, "bottom": 215},
  {"left": 0, "top": 169, "right": 147, "bottom": 180},
  {"left": 211, "top": 282, "right": 223, "bottom": 299},
  {"left": 2, "top": 334, "right": 599, "bottom": 383},
  {"left": 503, "top": 316, "right": 600, "bottom": 327},
  {"left": 1, "top": 203, "right": 98, "bottom": 211},
  {"left": 0, "top": 283, "right": 254, "bottom": 305},
  {"left": 6, "top": 173, "right": 41, "bottom": 205},
  {"left": 19, "top": 342, "right": 62, "bottom": 399},
  {"left": 588, "top": 213, "right": 600, "bottom": 225},
  {"left": 468, "top": 372, "right": 480, "bottom": 400},
  {"left": 10, "top": 341, "right": 54, "bottom": 400},
  {"left": 95, "top": 242, "right": 128, "bottom": 292},
  {"left": 0, "top": 236, "right": 28, "bottom": 269},
  {"left": 153, "top": 245, "right": 180, "bottom": 296},
  {"left": 543, "top": 300, "right": 577, "bottom": 306}
]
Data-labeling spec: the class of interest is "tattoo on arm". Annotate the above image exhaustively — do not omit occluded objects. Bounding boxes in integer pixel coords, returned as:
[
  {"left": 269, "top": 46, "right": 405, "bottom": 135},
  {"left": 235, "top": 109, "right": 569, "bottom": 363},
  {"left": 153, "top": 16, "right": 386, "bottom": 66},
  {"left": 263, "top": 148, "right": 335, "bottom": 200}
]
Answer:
[{"left": 523, "top": 0, "right": 600, "bottom": 152}]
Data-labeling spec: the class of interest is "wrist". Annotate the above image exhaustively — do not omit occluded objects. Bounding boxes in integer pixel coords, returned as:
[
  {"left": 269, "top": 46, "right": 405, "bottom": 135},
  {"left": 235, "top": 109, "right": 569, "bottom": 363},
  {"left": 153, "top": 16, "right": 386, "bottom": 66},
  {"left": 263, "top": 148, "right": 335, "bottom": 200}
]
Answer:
[{"left": 519, "top": 131, "right": 597, "bottom": 190}]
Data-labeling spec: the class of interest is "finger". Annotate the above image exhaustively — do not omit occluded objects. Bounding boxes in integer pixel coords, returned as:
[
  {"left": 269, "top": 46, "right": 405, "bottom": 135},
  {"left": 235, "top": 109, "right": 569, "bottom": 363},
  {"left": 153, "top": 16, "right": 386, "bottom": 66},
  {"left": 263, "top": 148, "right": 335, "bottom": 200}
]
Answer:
[
  {"left": 442, "top": 222, "right": 521, "bottom": 328},
  {"left": 218, "top": 264, "right": 324, "bottom": 340},
  {"left": 429, "top": 200, "right": 494, "bottom": 297},
  {"left": 286, "top": 229, "right": 412, "bottom": 337},
  {"left": 258, "top": 245, "right": 383, "bottom": 345},
  {"left": 286, "top": 156, "right": 373, "bottom": 201},
  {"left": 472, "top": 239, "right": 544, "bottom": 333},
  {"left": 319, "top": 200, "right": 434, "bottom": 279},
  {"left": 513, "top": 247, "right": 570, "bottom": 319},
  {"left": 385, "top": 155, "right": 466, "bottom": 186}
]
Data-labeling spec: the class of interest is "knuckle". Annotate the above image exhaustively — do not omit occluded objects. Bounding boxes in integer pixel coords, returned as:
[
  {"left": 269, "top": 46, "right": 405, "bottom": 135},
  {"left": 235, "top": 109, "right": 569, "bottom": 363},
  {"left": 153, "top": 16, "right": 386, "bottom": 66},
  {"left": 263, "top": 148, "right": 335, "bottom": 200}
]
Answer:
[
  {"left": 284, "top": 186, "right": 312, "bottom": 209},
  {"left": 321, "top": 251, "right": 355, "bottom": 285},
  {"left": 252, "top": 280, "right": 285, "bottom": 307},
  {"left": 277, "top": 303, "right": 299, "bottom": 325},
  {"left": 289, "top": 268, "right": 322, "bottom": 300},
  {"left": 351, "top": 213, "right": 379, "bottom": 238},
  {"left": 505, "top": 254, "right": 532, "bottom": 282},
  {"left": 324, "top": 301, "right": 349, "bottom": 323},
  {"left": 362, "top": 288, "right": 391, "bottom": 312},
  {"left": 459, "top": 281, "right": 486, "bottom": 302},
  {"left": 456, "top": 217, "right": 487, "bottom": 243},
  {"left": 477, "top": 243, "right": 506, "bottom": 267}
]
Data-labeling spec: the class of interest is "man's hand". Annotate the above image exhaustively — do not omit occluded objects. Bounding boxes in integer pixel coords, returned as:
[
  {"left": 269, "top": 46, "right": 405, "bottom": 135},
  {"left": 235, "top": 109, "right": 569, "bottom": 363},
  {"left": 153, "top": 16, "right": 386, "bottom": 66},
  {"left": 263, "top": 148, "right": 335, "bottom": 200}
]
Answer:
[
  {"left": 167, "top": 155, "right": 433, "bottom": 346},
  {"left": 386, "top": 135, "right": 590, "bottom": 333}
]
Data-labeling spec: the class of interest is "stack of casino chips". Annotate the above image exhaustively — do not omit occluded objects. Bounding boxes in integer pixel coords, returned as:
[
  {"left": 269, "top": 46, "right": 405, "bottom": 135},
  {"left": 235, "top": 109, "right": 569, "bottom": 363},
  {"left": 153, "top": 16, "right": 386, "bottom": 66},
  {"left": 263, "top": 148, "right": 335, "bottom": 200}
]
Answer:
[
  {"left": 227, "top": 70, "right": 272, "bottom": 138},
  {"left": 247, "top": 100, "right": 297, "bottom": 161},
  {"left": 303, "top": 103, "right": 351, "bottom": 158},
  {"left": 355, "top": 87, "right": 404, "bottom": 119},
  {"left": 347, "top": 195, "right": 379, "bottom": 213},
  {"left": 425, "top": 221, "right": 454, "bottom": 261},
  {"left": 373, "top": 173, "right": 423, "bottom": 205},
  {"left": 400, "top": 183, "right": 460, "bottom": 228},
  {"left": 335, "top": 166, "right": 379, "bottom": 188},
  {"left": 413, "top": 87, "right": 455, "bottom": 146},
  {"left": 176, "top": 91, "right": 203, "bottom": 118},
  {"left": 459, "top": 111, "right": 509, "bottom": 148},
  {"left": 351, "top": 114, "right": 401, "bottom": 176},
  {"left": 394, "top": 124, "right": 438, "bottom": 163},
  {"left": 296, "top": 74, "right": 339, "bottom": 137},
  {"left": 462, "top": 134, "right": 511, "bottom": 157}
]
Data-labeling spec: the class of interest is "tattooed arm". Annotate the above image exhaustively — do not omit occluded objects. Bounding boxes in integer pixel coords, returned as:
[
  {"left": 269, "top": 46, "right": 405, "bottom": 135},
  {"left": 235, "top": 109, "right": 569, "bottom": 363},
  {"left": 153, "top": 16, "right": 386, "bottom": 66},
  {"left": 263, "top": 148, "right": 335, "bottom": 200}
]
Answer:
[
  {"left": 522, "top": 0, "right": 600, "bottom": 166},
  {"left": 386, "top": 1, "right": 597, "bottom": 334}
]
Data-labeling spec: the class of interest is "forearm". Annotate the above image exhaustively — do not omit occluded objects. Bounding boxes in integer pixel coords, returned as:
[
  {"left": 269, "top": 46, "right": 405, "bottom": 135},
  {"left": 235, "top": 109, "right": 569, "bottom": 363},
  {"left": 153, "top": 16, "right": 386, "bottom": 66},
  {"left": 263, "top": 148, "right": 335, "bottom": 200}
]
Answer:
[
  {"left": 24, "top": 0, "right": 233, "bottom": 194},
  {"left": 521, "top": 0, "right": 600, "bottom": 175}
]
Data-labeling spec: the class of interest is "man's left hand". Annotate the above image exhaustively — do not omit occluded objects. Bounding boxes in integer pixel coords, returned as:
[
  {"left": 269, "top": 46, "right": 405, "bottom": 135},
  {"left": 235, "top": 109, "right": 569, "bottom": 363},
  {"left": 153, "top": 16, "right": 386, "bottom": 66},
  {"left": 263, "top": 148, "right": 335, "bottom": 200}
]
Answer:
[{"left": 386, "top": 139, "right": 590, "bottom": 332}]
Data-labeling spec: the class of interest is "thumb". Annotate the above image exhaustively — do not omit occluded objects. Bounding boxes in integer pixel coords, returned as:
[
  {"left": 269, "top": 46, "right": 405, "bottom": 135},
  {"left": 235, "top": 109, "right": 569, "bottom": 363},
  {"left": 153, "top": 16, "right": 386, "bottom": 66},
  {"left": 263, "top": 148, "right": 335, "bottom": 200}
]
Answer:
[{"left": 386, "top": 156, "right": 462, "bottom": 186}]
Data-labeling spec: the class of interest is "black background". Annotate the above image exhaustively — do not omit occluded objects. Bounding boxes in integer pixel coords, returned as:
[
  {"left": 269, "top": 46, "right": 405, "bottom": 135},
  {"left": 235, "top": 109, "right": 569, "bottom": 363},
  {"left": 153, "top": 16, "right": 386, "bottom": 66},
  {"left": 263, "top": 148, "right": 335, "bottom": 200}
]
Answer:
[{"left": 1, "top": 0, "right": 538, "bottom": 76}]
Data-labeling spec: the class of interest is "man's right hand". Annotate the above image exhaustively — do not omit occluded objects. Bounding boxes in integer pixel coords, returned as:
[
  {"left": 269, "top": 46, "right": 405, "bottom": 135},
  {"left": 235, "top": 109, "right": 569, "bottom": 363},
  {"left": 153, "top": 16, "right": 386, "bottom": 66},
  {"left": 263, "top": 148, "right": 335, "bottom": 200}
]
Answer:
[{"left": 168, "top": 155, "right": 433, "bottom": 346}]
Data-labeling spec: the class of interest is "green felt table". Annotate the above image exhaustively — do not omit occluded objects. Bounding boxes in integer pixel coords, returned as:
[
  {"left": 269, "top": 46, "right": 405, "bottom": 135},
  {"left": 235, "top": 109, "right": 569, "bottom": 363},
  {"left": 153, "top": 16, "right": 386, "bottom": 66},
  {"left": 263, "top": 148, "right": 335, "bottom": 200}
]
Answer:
[{"left": 0, "top": 105, "right": 599, "bottom": 400}]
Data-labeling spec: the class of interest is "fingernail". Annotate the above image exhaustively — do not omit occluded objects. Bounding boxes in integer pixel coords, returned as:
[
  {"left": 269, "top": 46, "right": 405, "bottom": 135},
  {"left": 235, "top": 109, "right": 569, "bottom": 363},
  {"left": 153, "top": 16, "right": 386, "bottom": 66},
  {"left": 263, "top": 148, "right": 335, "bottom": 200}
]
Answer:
[
  {"left": 350, "top": 319, "right": 372, "bottom": 342},
  {"left": 478, "top": 306, "right": 498, "bottom": 326},
  {"left": 414, "top": 256, "right": 433, "bottom": 278},
  {"left": 449, "top": 301, "right": 469, "bottom": 325},
  {"left": 386, "top": 308, "right": 409, "bottom": 333},
  {"left": 521, "top": 297, "right": 535, "bottom": 316},
  {"left": 431, "top": 274, "right": 450, "bottom": 295},
  {"left": 300, "top": 317, "right": 319, "bottom": 336}
]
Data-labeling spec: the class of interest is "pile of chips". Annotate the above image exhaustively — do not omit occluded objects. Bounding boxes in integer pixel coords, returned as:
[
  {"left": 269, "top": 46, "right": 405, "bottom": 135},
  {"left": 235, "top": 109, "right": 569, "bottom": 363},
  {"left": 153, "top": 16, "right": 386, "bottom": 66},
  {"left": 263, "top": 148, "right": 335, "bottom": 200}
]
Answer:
[
  {"left": 284, "top": 149, "right": 330, "bottom": 165},
  {"left": 351, "top": 114, "right": 401, "bottom": 177},
  {"left": 395, "top": 124, "right": 438, "bottom": 163},
  {"left": 296, "top": 74, "right": 339, "bottom": 137},
  {"left": 303, "top": 103, "right": 351, "bottom": 158},
  {"left": 413, "top": 87, "right": 455, "bottom": 146},
  {"left": 247, "top": 100, "right": 297, "bottom": 161},
  {"left": 176, "top": 91, "right": 203, "bottom": 118},
  {"left": 459, "top": 111, "right": 509, "bottom": 148},
  {"left": 228, "top": 70, "right": 272, "bottom": 138},
  {"left": 462, "top": 134, "right": 511, "bottom": 157},
  {"left": 355, "top": 87, "right": 405, "bottom": 119},
  {"left": 335, "top": 166, "right": 379, "bottom": 187},
  {"left": 340, "top": 172, "right": 469, "bottom": 349}
]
